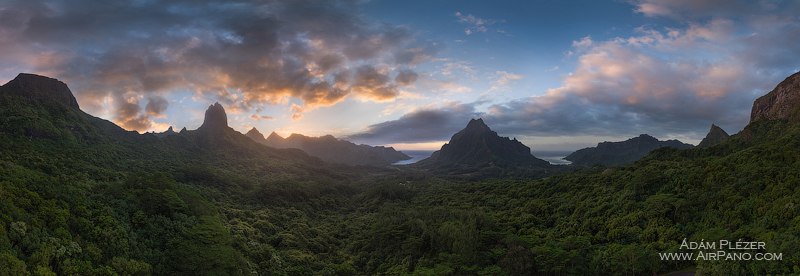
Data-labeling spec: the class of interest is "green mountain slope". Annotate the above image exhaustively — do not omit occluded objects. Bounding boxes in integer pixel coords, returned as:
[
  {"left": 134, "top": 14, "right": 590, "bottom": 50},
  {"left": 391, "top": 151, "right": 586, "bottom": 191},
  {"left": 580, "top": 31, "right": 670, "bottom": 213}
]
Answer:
[{"left": 1, "top": 72, "right": 800, "bottom": 275}]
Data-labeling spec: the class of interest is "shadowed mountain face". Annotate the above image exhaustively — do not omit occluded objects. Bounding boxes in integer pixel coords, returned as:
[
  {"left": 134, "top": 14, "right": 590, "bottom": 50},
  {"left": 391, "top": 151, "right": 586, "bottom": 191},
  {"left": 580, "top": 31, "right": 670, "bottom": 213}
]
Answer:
[
  {"left": 247, "top": 128, "right": 411, "bottom": 166},
  {"left": 199, "top": 102, "right": 229, "bottom": 131},
  {"left": 417, "top": 119, "right": 550, "bottom": 176},
  {"left": 565, "top": 134, "right": 694, "bottom": 166},
  {"left": 0, "top": 73, "right": 136, "bottom": 142},
  {"left": 751, "top": 71, "right": 800, "bottom": 123},
  {"left": 697, "top": 124, "right": 730, "bottom": 148},
  {"left": 0, "top": 73, "right": 80, "bottom": 109},
  {"left": 245, "top": 127, "right": 267, "bottom": 142}
]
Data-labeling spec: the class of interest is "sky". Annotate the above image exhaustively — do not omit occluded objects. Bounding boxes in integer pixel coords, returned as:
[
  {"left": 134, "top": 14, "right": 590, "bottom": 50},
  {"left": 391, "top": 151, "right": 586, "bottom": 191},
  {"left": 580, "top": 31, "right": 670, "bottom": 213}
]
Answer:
[{"left": 1, "top": 0, "right": 799, "bottom": 151}]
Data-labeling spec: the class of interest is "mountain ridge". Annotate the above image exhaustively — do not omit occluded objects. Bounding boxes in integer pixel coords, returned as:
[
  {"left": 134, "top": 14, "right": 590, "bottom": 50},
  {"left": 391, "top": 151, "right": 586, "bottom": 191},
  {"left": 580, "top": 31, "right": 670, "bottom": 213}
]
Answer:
[
  {"left": 565, "top": 134, "right": 694, "bottom": 166},
  {"left": 248, "top": 128, "right": 411, "bottom": 166}
]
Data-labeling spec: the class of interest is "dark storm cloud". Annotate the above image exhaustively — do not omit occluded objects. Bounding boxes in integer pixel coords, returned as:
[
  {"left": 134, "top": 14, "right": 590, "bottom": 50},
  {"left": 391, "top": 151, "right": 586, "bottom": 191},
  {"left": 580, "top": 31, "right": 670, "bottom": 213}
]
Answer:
[
  {"left": 0, "top": 0, "right": 437, "bottom": 131},
  {"left": 145, "top": 96, "right": 169, "bottom": 117},
  {"left": 347, "top": 102, "right": 480, "bottom": 144}
]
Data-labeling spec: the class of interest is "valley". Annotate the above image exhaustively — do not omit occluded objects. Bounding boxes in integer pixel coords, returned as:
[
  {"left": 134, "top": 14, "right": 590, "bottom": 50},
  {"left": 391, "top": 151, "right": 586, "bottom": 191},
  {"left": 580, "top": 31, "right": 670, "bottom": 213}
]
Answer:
[{"left": 1, "top": 72, "right": 800, "bottom": 275}]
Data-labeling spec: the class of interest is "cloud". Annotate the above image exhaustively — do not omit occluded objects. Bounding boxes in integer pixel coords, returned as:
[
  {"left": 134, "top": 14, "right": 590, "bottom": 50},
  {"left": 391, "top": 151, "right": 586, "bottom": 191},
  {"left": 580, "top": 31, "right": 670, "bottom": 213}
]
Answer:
[
  {"left": 116, "top": 95, "right": 153, "bottom": 131},
  {"left": 572, "top": 36, "right": 593, "bottom": 50},
  {"left": 489, "top": 71, "right": 523, "bottom": 92},
  {"left": 0, "top": 0, "right": 438, "bottom": 131},
  {"left": 629, "top": 0, "right": 796, "bottom": 20},
  {"left": 394, "top": 69, "right": 419, "bottom": 86},
  {"left": 359, "top": 1, "right": 800, "bottom": 145},
  {"left": 440, "top": 61, "right": 475, "bottom": 77},
  {"left": 454, "top": 11, "right": 498, "bottom": 35},
  {"left": 250, "top": 114, "right": 274, "bottom": 121},
  {"left": 347, "top": 102, "right": 480, "bottom": 144},
  {"left": 145, "top": 96, "right": 168, "bottom": 118},
  {"left": 483, "top": 4, "right": 800, "bottom": 139}
]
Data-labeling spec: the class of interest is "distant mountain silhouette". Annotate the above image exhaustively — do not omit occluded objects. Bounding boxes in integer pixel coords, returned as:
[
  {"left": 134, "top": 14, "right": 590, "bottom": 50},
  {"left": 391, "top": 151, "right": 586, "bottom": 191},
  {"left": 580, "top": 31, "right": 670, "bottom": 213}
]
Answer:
[
  {"left": 245, "top": 127, "right": 267, "bottom": 142},
  {"left": 175, "top": 103, "right": 317, "bottom": 163},
  {"left": 697, "top": 124, "right": 730, "bottom": 148},
  {"left": 417, "top": 118, "right": 551, "bottom": 177},
  {"left": 153, "top": 126, "right": 178, "bottom": 138},
  {"left": 565, "top": 134, "right": 693, "bottom": 166},
  {"left": 750, "top": 71, "right": 800, "bottom": 123},
  {"left": 247, "top": 128, "right": 410, "bottom": 166}
]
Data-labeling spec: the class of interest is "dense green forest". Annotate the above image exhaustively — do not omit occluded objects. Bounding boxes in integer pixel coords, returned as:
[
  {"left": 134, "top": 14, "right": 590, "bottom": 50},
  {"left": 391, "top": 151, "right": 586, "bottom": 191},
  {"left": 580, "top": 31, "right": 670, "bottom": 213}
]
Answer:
[{"left": 2, "top": 83, "right": 800, "bottom": 275}]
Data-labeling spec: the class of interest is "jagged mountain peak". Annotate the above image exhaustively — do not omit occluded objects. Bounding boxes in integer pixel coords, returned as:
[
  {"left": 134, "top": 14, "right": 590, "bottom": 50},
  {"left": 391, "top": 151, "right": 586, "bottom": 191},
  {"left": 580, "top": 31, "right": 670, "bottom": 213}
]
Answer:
[
  {"left": 0, "top": 73, "right": 80, "bottom": 108},
  {"left": 248, "top": 131, "right": 410, "bottom": 166},
  {"left": 266, "top": 131, "right": 284, "bottom": 141},
  {"left": 199, "top": 102, "right": 228, "bottom": 130},
  {"left": 636, "top": 134, "right": 657, "bottom": 140},
  {"left": 246, "top": 127, "right": 265, "bottom": 141},
  {"left": 698, "top": 124, "right": 730, "bottom": 148},
  {"left": 464, "top": 118, "right": 490, "bottom": 132},
  {"left": 420, "top": 118, "right": 549, "bottom": 168}
]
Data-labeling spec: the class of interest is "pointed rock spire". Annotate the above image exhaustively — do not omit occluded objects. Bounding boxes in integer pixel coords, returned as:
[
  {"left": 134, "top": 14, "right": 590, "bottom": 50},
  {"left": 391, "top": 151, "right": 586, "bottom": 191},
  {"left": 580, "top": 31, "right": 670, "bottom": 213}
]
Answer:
[
  {"left": 199, "top": 102, "right": 228, "bottom": 130},
  {"left": 0, "top": 73, "right": 80, "bottom": 108},
  {"left": 698, "top": 124, "right": 730, "bottom": 148}
]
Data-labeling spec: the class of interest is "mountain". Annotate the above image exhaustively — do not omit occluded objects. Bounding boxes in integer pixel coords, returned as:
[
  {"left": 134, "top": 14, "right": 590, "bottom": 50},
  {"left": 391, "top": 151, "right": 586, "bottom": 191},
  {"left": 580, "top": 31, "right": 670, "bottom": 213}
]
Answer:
[
  {"left": 0, "top": 73, "right": 363, "bottom": 275},
  {"left": 750, "top": 71, "right": 800, "bottom": 122},
  {"left": 565, "top": 134, "right": 694, "bottom": 166},
  {"left": 0, "top": 73, "right": 80, "bottom": 109},
  {"left": 266, "top": 131, "right": 284, "bottom": 144},
  {"left": 3, "top": 72, "right": 800, "bottom": 275},
  {"left": 697, "top": 124, "right": 730, "bottom": 148},
  {"left": 0, "top": 73, "right": 136, "bottom": 142},
  {"left": 245, "top": 127, "right": 267, "bottom": 143},
  {"left": 153, "top": 126, "right": 178, "bottom": 138},
  {"left": 174, "top": 103, "right": 324, "bottom": 165},
  {"left": 248, "top": 129, "right": 411, "bottom": 166},
  {"left": 417, "top": 118, "right": 550, "bottom": 176},
  {"left": 199, "top": 102, "right": 228, "bottom": 131}
]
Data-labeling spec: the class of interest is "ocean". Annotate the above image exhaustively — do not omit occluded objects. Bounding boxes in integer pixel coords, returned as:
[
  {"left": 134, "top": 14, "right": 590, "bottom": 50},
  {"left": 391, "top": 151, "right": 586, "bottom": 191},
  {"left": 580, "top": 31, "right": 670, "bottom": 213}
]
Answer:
[
  {"left": 393, "top": 150, "right": 434, "bottom": 165},
  {"left": 532, "top": 151, "right": 572, "bottom": 165},
  {"left": 393, "top": 150, "right": 572, "bottom": 165}
]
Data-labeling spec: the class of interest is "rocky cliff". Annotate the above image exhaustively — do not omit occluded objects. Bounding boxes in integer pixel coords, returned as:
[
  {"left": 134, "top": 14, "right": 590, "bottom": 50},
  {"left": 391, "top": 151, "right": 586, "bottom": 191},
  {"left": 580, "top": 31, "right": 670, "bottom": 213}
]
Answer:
[{"left": 751, "top": 71, "right": 800, "bottom": 123}]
